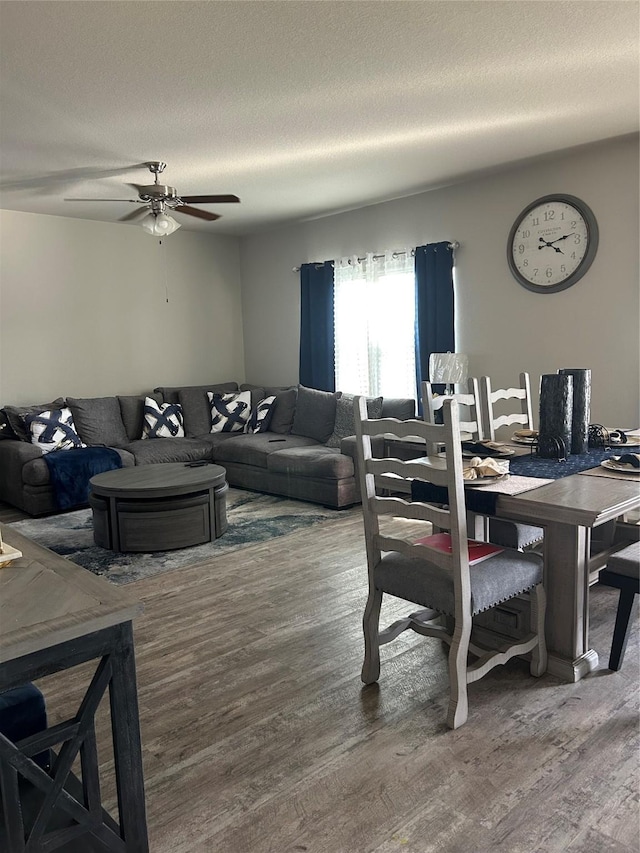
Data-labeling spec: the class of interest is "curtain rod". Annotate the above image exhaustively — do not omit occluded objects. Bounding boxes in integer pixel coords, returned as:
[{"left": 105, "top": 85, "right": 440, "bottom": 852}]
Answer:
[{"left": 292, "top": 241, "right": 459, "bottom": 272}]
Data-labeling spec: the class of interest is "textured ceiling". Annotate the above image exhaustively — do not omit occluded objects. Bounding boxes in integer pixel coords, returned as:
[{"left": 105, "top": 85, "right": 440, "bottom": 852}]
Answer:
[{"left": 1, "top": 1, "right": 638, "bottom": 236}]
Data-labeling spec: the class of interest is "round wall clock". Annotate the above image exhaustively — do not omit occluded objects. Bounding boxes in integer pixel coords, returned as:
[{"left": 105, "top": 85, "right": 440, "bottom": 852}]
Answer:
[{"left": 507, "top": 194, "right": 599, "bottom": 293}]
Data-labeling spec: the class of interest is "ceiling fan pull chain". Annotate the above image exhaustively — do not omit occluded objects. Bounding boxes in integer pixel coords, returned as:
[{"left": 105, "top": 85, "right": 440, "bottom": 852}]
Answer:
[{"left": 158, "top": 237, "right": 170, "bottom": 303}]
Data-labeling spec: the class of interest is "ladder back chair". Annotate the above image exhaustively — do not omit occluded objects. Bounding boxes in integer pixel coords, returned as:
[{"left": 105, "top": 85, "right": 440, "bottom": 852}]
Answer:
[
  {"left": 421, "top": 379, "right": 483, "bottom": 456},
  {"left": 422, "top": 379, "right": 544, "bottom": 552},
  {"left": 477, "top": 373, "right": 543, "bottom": 549},
  {"left": 599, "top": 541, "right": 640, "bottom": 671},
  {"left": 479, "top": 372, "right": 534, "bottom": 441},
  {"left": 353, "top": 396, "right": 547, "bottom": 729}
]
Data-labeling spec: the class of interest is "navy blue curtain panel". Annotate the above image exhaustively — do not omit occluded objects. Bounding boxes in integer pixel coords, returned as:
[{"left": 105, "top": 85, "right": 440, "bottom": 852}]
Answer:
[
  {"left": 414, "top": 242, "right": 455, "bottom": 410},
  {"left": 299, "top": 261, "right": 336, "bottom": 391}
]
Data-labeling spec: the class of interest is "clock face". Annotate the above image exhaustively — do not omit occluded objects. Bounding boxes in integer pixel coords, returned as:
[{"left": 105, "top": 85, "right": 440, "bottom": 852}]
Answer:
[{"left": 507, "top": 195, "right": 598, "bottom": 293}]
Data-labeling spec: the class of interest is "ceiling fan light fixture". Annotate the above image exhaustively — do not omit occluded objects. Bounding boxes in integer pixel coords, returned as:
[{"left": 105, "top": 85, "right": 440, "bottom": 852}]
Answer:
[{"left": 140, "top": 211, "right": 181, "bottom": 236}]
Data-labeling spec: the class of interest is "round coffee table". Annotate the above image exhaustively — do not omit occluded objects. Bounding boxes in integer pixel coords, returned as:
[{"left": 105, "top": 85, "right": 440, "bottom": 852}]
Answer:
[{"left": 89, "top": 462, "right": 228, "bottom": 553}]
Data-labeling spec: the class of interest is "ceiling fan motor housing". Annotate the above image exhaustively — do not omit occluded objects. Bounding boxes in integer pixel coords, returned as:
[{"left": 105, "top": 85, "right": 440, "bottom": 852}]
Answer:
[{"left": 137, "top": 185, "right": 179, "bottom": 202}]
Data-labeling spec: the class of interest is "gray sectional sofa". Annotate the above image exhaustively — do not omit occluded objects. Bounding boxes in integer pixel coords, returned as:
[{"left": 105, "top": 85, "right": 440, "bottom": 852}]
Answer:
[{"left": 0, "top": 382, "right": 415, "bottom": 516}]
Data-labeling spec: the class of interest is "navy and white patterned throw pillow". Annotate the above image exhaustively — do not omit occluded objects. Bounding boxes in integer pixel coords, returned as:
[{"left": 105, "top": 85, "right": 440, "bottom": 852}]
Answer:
[
  {"left": 208, "top": 391, "right": 252, "bottom": 433},
  {"left": 142, "top": 397, "right": 184, "bottom": 439},
  {"left": 26, "top": 407, "right": 86, "bottom": 454},
  {"left": 246, "top": 395, "right": 276, "bottom": 434}
]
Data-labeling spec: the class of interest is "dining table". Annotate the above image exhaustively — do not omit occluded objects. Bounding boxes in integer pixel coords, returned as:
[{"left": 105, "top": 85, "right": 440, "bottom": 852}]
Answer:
[{"left": 408, "top": 438, "right": 640, "bottom": 682}]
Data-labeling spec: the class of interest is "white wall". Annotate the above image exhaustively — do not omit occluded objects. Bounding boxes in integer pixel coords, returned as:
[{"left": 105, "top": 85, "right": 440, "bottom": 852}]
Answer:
[
  {"left": 0, "top": 210, "right": 244, "bottom": 405},
  {"left": 239, "top": 134, "right": 640, "bottom": 426}
]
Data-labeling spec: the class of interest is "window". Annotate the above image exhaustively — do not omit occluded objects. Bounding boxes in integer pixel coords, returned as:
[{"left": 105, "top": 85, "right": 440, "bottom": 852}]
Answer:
[{"left": 334, "top": 252, "right": 416, "bottom": 400}]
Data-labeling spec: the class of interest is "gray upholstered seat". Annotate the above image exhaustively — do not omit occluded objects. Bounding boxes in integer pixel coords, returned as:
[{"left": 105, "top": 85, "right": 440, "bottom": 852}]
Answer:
[
  {"left": 375, "top": 549, "right": 542, "bottom": 618},
  {"left": 599, "top": 541, "right": 639, "bottom": 671},
  {"left": 607, "top": 541, "right": 640, "bottom": 578},
  {"left": 268, "top": 445, "right": 354, "bottom": 479}
]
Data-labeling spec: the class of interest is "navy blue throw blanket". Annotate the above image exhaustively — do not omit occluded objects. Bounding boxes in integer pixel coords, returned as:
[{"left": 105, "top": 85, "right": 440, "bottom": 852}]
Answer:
[
  {"left": 44, "top": 447, "right": 122, "bottom": 510},
  {"left": 411, "top": 447, "right": 626, "bottom": 516}
]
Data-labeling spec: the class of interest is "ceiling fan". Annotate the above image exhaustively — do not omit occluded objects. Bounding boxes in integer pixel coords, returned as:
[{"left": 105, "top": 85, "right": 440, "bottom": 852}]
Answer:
[{"left": 65, "top": 161, "right": 240, "bottom": 235}]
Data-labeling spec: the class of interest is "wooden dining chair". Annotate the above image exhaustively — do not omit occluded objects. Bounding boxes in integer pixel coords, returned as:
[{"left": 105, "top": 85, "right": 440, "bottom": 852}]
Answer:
[
  {"left": 478, "top": 372, "right": 534, "bottom": 441},
  {"left": 598, "top": 541, "right": 640, "bottom": 671},
  {"left": 421, "top": 379, "right": 483, "bottom": 455},
  {"left": 353, "top": 396, "right": 547, "bottom": 729},
  {"left": 421, "top": 380, "right": 544, "bottom": 551}
]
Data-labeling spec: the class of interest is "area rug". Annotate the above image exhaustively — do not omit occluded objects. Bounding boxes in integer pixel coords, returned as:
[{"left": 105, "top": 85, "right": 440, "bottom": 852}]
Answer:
[{"left": 8, "top": 489, "right": 350, "bottom": 585}]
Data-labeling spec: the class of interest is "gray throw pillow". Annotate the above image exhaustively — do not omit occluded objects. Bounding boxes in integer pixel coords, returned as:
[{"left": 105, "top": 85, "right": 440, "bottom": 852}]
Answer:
[
  {"left": 67, "top": 396, "right": 130, "bottom": 447},
  {"left": 3, "top": 398, "right": 66, "bottom": 442},
  {"left": 326, "top": 393, "right": 384, "bottom": 447},
  {"left": 266, "top": 388, "right": 298, "bottom": 434},
  {"left": 291, "top": 385, "right": 341, "bottom": 443},
  {"left": 118, "top": 393, "right": 163, "bottom": 441},
  {"left": 178, "top": 388, "right": 216, "bottom": 437}
]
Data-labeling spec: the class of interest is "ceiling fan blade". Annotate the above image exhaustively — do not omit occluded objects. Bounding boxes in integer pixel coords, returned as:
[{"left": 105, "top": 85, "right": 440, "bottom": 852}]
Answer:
[
  {"left": 119, "top": 207, "right": 151, "bottom": 222},
  {"left": 174, "top": 205, "right": 221, "bottom": 222},
  {"left": 179, "top": 195, "right": 240, "bottom": 204},
  {"left": 64, "top": 198, "right": 142, "bottom": 203}
]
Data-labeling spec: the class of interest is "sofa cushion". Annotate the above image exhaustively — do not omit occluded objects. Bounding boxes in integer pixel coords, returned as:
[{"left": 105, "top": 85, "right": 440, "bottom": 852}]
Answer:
[
  {"left": 117, "top": 393, "right": 162, "bottom": 441},
  {"left": 326, "top": 393, "right": 383, "bottom": 447},
  {"left": 214, "top": 432, "right": 319, "bottom": 469},
  {"left": 142, "top": 398, "right": 184, "bottom": 439},
  {"left": 267, "top": 445, "right": 354, "bottom": 479},
  {"left": 382, "top": 398, "right": 415, "bottom": 420},
  {"left": 209, "top": 391, "right": 252, "bottom": 433},
  {"left": 123, "top": 438, "right": 211, "bottom": 465},
  {"left": 291, "top": 385, "right": 340, "bottom": 443},
  {"left": 155, "top": 382, "right": 239, "bottom": 405},
  {"left": 177, "top": 388, "right": 213, "bottom": 437},
  {"left": 67, "top": 396, "right": 130, "bottom": 447},
  {"left": 25, "top": 408, "right": 86, "bottom": 454},
  {"left": 266, "top": 388, "right": 298, "bottom": 435},
  {"left": 2, "top": 398, "right": 65, "bottom": 442}
]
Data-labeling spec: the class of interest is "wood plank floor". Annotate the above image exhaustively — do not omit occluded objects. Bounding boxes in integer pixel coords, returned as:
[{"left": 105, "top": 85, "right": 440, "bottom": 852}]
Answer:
[{"left": 1, "top": 500, "right": 638, "bottom": 852}]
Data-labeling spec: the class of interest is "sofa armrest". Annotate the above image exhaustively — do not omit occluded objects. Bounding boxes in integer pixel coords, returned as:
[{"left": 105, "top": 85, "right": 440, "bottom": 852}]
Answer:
[{"left": 0, "top": 439, "right": 43, "bottom": 504}]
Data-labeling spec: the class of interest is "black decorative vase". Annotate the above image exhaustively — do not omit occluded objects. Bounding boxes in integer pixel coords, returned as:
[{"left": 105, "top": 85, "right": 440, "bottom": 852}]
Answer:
[
  {"left": 538, "top": 373, "right": 573, "bottom": 458},
  {"left": 559, "top": 368, "right": 591, "bottom": 454}
]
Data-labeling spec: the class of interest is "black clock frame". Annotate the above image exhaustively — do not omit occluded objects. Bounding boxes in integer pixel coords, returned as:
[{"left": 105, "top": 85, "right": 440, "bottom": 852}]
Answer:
[{"left": 507, "top": 194, "right": 599, "bottom": 294}]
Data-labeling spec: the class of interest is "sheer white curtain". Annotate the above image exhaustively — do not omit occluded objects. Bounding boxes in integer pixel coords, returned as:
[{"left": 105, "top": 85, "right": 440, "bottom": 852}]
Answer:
[{"left": 334, "top": 251, "right": 416, "bottom": 400}]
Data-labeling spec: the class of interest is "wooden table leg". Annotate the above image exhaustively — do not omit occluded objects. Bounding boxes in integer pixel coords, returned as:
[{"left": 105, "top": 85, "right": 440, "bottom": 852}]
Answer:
[
  {"left": 109, "top": 622, "right": 149, "bottom": 853},
  {"left": 543, "top": 520, "right": 599, "bottom": 682}
]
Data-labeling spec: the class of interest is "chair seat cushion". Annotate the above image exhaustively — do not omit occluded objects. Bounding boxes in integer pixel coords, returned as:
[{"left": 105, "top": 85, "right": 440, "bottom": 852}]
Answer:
[
  {"left": 607, "top": 540, "right": 640, "bottom": 579},
  {"left": 375, "top": 549, "right": 543, "bottom": 616},
  {"left": 488, "top": 519, "right": 544, "bottom": 550}
]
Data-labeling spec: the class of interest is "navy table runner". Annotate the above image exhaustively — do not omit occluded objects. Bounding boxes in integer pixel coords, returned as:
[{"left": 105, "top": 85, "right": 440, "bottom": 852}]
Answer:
[{"left": 44, "top": 446, "right": 122, "bottom": 509}]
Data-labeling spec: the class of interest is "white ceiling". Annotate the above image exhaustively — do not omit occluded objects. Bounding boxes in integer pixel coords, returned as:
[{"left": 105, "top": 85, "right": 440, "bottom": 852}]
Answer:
[{"left": 1, "top": 1, "right": 638, "bottom": 237}]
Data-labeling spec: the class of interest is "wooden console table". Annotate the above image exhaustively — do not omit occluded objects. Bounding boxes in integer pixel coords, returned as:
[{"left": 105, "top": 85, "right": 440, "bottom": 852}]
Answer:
[{"left": 0, "top": 525, "right": 149, "bottom": 852}]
